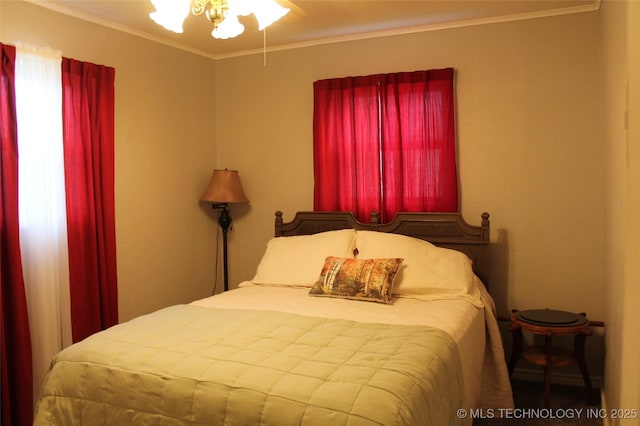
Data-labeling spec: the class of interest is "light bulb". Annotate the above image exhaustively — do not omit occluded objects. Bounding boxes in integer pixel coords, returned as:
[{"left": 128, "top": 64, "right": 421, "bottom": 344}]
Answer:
[
  {"left": 149, "top": 0, "right": 191, "bottom": 33},
  {"left": 212, "top": 14, "right": 245, "bottom": 39}
]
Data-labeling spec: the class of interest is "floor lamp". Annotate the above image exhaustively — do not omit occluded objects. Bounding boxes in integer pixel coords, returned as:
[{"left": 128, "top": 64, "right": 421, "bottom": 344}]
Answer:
[{"left": 200, "top": 169, "right": 249, "bottom": 292}]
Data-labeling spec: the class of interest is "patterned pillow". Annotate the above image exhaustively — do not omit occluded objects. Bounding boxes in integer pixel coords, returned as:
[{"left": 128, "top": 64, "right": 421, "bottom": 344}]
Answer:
[{"left": 309, "top": 256, "right": 403, "bottom": 304}]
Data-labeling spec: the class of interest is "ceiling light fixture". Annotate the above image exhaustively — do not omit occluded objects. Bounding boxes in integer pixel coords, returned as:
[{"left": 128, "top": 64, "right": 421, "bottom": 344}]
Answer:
[{"left": 149, "top": 0, "right": 289, "bottom": 40}]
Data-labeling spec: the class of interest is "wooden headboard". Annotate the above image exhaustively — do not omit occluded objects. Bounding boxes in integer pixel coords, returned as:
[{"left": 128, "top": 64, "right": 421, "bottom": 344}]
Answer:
[{"left": 274, "top": 210, "right": 491, "bottom": 287}]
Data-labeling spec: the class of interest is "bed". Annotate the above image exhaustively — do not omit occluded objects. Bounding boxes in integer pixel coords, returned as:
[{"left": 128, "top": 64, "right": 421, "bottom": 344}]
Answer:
[{"left": 34, "top": 211, "right": 514, "bottom": 425}]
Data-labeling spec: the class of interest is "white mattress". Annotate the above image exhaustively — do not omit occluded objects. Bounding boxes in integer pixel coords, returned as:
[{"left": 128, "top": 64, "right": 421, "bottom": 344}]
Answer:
[{"left": 191, "top": 282, "right": 486, "bottom": 409}]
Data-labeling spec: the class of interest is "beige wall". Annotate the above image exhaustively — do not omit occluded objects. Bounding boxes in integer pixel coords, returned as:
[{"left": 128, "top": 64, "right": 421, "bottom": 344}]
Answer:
[
  {"left": 600, "top": 0, "right": 627, "bottom": 419},
  {"left": 216, "top": 12, "right": 605, "bottom": 322},
  {"left": 1, "top": 1, "right": 605, "bottom": 326},
  {"left": 601, "top": 0, "right": 640, "bottom": 421},
  {"left": 1, "top": 1, "right": 219, "bottom": 321},
  {"left": 622, "top": 0, "right": 640, "bottom": 415}
]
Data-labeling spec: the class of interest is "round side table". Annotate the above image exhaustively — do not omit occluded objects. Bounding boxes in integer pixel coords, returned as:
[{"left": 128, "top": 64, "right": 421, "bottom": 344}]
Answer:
[{"left": 507, "top": 309, "right": 597, "bottom": 408}]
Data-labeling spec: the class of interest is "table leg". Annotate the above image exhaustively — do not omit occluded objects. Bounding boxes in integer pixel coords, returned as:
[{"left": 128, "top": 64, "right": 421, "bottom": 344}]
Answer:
[
  {"left": 574, "top": 333, "right": 594, "bottom": 405},
  {"left": 544, "top": 334, "right": 552, "bottom": 408},
  {"left": 508, "top": 326, "right": 522, "bottom": 376}
]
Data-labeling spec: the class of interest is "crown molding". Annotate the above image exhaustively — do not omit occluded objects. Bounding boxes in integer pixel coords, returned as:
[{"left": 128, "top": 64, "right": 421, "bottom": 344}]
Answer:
[{"left": 22, "top": 0, "right": 601, "bottom": 61}]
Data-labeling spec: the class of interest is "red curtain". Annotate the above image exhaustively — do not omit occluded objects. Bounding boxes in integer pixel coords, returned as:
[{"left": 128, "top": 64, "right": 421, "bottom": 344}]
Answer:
[
  {"left": 313, "top": 75, "right": 381, "bottom": 222},
  {"left": 313, "top": 68, "right": 458, "bottom": 223},
  {"left": 0, "top": 43, "right": 34, "bottom": 426},
  {"left": 62, "top": 58, "right": 118, "bottom": 342}
]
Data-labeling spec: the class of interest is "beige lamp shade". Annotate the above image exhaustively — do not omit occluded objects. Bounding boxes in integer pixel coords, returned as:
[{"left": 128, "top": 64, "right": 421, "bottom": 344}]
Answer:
[{"left": 200, "top": 169, "right": 249, "bottom": 203}]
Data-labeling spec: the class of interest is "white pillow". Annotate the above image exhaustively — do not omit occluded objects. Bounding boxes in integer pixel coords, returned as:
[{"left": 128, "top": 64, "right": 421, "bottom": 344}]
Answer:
[
  {"left": 252, "top": 229, "right": 357, "bottom": 287},
  {"left": 354, "top": 230, "right": 482, "bottom": 306}
]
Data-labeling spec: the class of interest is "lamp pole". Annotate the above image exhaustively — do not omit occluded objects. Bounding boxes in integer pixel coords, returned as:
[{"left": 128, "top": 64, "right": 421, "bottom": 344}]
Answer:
[{"left": 215, "top": 203, "right": 232, "bottom": 292}]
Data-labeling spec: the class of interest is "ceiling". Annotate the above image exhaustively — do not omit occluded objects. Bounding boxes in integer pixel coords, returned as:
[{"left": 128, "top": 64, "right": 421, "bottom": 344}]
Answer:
[{"left": 27, "top": 0, "right": 600, "bottom": 60}]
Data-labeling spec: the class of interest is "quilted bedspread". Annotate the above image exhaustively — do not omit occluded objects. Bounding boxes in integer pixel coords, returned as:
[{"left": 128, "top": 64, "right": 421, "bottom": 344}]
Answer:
[{"left": 35, "top": 305, "right": 467, "bottom": 425}]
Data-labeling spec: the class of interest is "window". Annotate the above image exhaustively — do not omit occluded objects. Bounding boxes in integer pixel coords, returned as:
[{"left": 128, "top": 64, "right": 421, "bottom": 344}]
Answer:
[
  {"left": 313, "top": 68, "right": 458, "bottom": 223},
  {"left": 1, "top": 43, "right": 117, "bottom": 424}
]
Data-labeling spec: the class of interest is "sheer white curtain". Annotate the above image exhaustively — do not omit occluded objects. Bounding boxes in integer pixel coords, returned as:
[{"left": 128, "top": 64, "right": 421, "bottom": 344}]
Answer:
[{"left": 15, "top": 44, "right": 72, "bottom": 404}]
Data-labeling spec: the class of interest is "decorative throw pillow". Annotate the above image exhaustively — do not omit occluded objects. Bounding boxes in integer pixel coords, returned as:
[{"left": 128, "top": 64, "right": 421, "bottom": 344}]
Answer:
[{"left": 309, "top": 256, "right": 403, "bottom": 304}]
